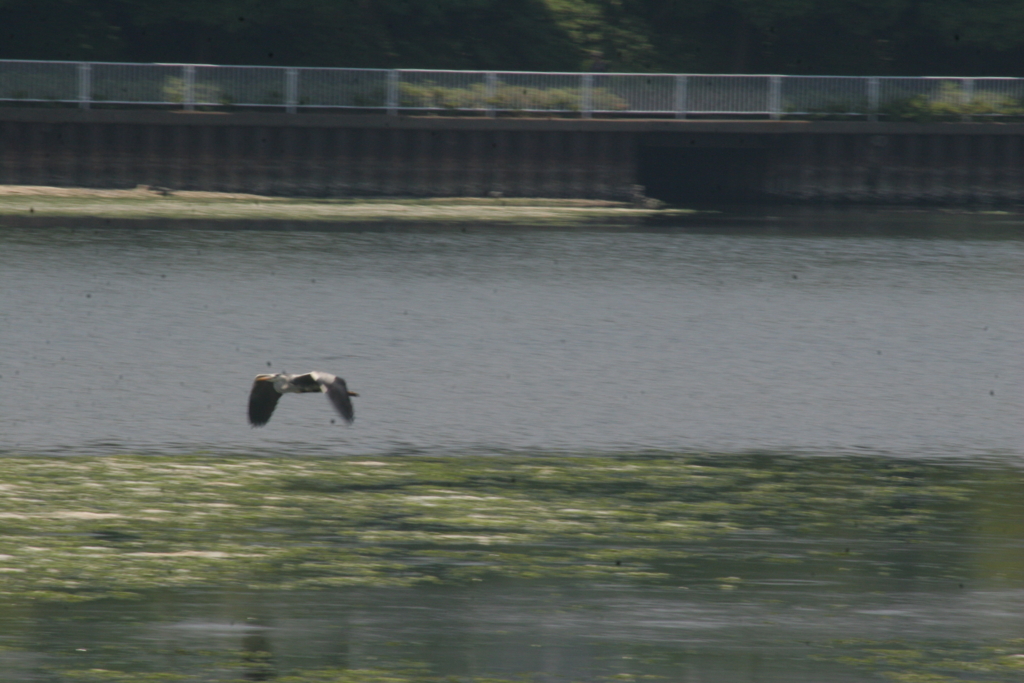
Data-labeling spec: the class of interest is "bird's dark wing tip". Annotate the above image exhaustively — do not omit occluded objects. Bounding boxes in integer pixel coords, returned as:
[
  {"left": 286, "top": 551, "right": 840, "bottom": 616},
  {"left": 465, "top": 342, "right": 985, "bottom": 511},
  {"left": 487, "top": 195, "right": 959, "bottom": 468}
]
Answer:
[
  {"left": 248, "top": 378, "right": 282, "bottom": 427},
  {"left": 324, "top": 377, "right": 355, "bottom": 424}
]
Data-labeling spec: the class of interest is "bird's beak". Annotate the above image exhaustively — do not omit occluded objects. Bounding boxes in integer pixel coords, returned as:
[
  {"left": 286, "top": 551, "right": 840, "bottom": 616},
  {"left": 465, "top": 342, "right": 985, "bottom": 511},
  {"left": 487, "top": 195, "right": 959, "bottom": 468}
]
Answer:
[{"left": 348, "top": 391, "right": 359, "bottom": 397}]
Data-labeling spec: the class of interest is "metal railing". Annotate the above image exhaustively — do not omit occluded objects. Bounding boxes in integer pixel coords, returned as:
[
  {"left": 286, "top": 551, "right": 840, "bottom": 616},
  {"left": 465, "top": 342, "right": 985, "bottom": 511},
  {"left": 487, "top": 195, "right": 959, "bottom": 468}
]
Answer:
[{"left": 2, "top": 59, "right": 1024, "bottom": 120}]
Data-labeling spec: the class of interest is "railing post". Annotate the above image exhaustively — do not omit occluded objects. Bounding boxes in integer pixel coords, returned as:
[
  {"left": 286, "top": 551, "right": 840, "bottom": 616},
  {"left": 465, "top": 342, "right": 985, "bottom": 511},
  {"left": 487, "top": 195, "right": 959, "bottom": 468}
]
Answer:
[
  {"left": 386, "top": 70, "right": 399, "bottom": 116},
  {"left": 867, "top": 77, "right": 880, "bottom": 122},
  {"left": 961, "top": 78, "right": 975, "bottom": 122},
  {"left": 581, "top": 73, "right": 593, "bottom": 118},
  {"left": 285, "top": 68, "right": 298, "bottom": 113},
  {"left": 485, "top": 72, "right": 497, "bottom": 118},
  {"left": 768, "top": 75, "right": 782, "bottom": 120},
  {"left": 183, "top": 65, "right": 195, "bottom": 110},
  {"left": 674, "top": 75, "right": 688, "bottom": 119},
  {"left": 77, "top": 63, "right": 92, "bottom": 110}
]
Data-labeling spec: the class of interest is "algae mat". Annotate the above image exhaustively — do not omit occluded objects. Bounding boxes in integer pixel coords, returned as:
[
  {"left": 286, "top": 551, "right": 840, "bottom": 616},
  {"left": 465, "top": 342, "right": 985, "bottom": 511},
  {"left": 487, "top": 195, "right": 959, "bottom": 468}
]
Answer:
[
  {"left": 0, "top": 453, "right": 1023, "bottom": 682},
  {"left": 0, "top": 453, "right": 1017, "bottom": 601}
]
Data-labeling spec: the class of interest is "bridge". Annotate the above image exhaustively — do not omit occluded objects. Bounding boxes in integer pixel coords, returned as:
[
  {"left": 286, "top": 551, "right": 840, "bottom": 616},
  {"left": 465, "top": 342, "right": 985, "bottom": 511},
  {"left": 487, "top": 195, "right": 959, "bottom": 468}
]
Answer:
[{"left": 3, "top": 59, "right": 1024, "bottom": 204}]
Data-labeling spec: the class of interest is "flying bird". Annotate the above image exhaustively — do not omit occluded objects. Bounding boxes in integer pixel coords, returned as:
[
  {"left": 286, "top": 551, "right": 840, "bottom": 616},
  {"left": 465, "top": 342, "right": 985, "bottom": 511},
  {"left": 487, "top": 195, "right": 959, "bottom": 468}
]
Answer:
[{"left": 248, "top": 371, "right": 357, "bottom": 427}]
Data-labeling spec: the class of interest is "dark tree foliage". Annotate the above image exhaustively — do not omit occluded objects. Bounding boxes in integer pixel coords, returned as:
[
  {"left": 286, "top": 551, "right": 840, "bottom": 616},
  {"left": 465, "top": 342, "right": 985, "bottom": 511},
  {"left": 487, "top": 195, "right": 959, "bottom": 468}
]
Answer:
[
  {"left": 628, "top": 0, "right": 1024, "bottom": 75},
  {"left": 1, "top": 0, "right": 1022, "bottom": 75}
]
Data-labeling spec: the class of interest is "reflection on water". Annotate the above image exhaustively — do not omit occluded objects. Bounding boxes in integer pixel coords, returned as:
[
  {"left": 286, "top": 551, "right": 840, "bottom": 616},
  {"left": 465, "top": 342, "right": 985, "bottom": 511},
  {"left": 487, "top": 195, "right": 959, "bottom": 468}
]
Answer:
[
  {"left": 0, "top": 213, "right": 1022, "bottom": 681},
  {"left": 6, "top": 581, "right": 1024, "bottom": 683},
  {"left": 0, "top": 217, "right": 1022, "bottom": 457}
]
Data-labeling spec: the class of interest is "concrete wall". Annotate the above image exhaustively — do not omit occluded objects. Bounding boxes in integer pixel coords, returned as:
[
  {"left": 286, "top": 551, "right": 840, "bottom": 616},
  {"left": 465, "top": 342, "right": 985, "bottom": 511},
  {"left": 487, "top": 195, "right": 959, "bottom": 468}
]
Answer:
[
  {"left": 3, "top": 109, "right": 1024, "bottom": 203},
  {"left": 0, "top": 110, "right": 637, "bottom": 199},
  {"left": 767, "top": 132, "right": 1024, "bottom": 203}
]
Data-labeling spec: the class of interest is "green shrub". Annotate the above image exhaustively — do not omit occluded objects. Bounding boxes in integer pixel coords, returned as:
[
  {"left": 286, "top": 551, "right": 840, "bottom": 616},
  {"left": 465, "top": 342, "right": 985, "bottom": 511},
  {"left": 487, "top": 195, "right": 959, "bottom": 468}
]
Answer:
[
  {"left": 399, "top": 81, "right": 488, "bottom": 109},
  {"left": 881, "top": 82, "right": 1024, "bottom": 122},
  {"left": 398, "top": 80, "right": 628, "bottom": 112},
  {"left": 161, "top": 76, "right": 226, "bottom": 105}
]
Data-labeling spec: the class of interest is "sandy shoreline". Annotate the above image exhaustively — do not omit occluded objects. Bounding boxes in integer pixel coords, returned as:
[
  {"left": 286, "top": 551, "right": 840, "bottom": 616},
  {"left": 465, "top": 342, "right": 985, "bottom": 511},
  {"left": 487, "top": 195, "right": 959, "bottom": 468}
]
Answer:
[{"left": 0, "top": 184, "right": 686, "bottom": 225}]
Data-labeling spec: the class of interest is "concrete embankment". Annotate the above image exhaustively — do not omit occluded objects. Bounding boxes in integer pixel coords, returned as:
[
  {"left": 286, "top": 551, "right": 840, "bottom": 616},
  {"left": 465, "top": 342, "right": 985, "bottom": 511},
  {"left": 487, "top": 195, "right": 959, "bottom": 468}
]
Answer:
[{"left": 2, "top": 108, "right": 1024, "bottom": 204}]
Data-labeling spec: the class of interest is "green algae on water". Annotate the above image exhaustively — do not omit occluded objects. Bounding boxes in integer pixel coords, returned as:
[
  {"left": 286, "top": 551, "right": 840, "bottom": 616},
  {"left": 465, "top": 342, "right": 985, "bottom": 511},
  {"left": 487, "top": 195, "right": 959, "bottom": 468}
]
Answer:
[
  {"left": 817, "top": 638, "right": 1024, "bottom": 683},
  {"left": 0, "top": 453, "right": 1013, "bottom": 602}
]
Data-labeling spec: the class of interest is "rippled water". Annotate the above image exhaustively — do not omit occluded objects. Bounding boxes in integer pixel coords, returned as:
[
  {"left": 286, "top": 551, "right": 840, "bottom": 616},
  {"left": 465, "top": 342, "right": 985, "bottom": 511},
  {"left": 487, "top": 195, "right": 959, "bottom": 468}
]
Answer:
[
  {"left": 1, "top": 218, "right": 1022, "bottom": 457},
  {"left": 1, "top": 213, "right": 1024, "bottom": 682}
]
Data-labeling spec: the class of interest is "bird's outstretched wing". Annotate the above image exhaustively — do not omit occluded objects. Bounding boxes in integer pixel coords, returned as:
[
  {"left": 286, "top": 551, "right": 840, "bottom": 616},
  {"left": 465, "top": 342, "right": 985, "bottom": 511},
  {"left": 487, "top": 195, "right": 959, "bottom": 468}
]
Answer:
[
  {"left": 248, "top": 378, "right": 282, "bottom": 427},
  {"left": 318, "top": 375, "right": 355, "bottom": 424}
]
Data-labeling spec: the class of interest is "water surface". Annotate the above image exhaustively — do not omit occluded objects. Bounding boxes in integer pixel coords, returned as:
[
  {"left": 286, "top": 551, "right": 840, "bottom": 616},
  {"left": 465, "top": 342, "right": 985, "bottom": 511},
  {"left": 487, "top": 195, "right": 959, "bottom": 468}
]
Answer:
[
  {"left": 0, "top": 213, "right": 1023, "bottom": 682},
  {"left": 1, "top": 219, "right": 1021, "bottom": 457}
]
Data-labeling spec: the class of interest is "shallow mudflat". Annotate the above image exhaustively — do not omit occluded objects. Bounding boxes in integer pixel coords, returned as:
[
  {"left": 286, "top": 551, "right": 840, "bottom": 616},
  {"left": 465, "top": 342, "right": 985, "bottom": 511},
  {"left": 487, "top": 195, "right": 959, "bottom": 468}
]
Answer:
[{"left": 0, "top": 185, "right": 683, "bottom": 226}]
